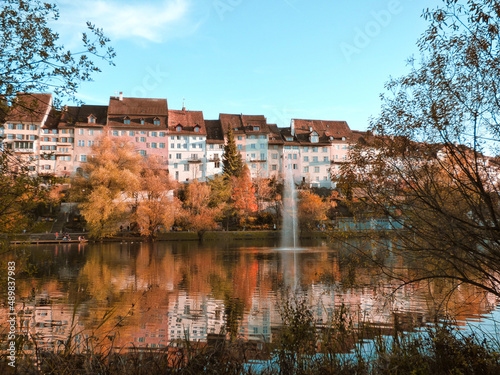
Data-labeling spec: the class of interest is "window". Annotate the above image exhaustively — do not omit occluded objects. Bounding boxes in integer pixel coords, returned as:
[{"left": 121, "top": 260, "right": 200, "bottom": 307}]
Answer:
[
  {"left": 293, "top": 154, "right": 297, "bottom": 159},
  {"left": 159, "top": 143, "right": 165, "bottom": 148},
  {"left": 176, "top": 125, "right": 182, "bottom": 132},
  {"left": 253, "top": 126, "right": 260, "bottom": 131},
  {"left": 124, "top": 117, "right": 131, "bottom": 125},
  {"left": 313, "top": 147, "right": 318, "bottom": 152},
  {"left": 314, "top": 167, "right": 320, "bottom": 173},
  {"left": 250, "top": 144, "right": 256, "bottom": 149},
  {"left": 88, "top": 115, "right": 96, "bottom": 124},
  {"left": 271, "top": 165, "right": 277, "bottom": 171},
  {"left": 159, "top": 132, "right": 165, "bottom": 137},
  {"left": 214, "top": 161, "right": 220, "bottom": 168},
  {"left": 112, "top": 131, "right": 118, "bottom": 136},
  {"left": 260, "top": 144, "right": 266, "bottom": 149},
  {"left": 184, "top": 164, "right": 190, "bottom": 171},
  {"left": 304, "top": 166, "right": 309, "bottom": 173},
  {"left": 139, "top": 150, "right": 146, "bottom": 156},
  {"left": 140, "top": 118, "right": 145, "bottom": 125},
  {"left": 237, "top": 136, "right": 242, "bottom": 140},
  {"left": 16, "top": 134, "right": 22, "bottom": 140},
  {"left": 89, "top": 129, "right": 94, "bottom": 135},
  {"left": 324, "top": 157, "right": 329, "bottom": 162},
  {"left": 154, "top": 118, "right": 160, "bottom": 125},
  {"left": 194, "top": 126, "right": 200, "bottom": 132},
  {"left": 7, "top": 124, "right": 14, "bottom": 129},
  {"left": 293, "top": 164, "right": 298, "bottom": 169},
  {"left": 272, "top": 153, "right": 278, "bottom": 159},
  {"left": 29, "top": 125, "right": 37, "bottom": 131},
  {"left": 16, "top": 124, "right": 23, "bottom": 130},
  {"left": 151, "top": 143, "right": 157, "bottom": 148},
  {"left": 237, "top": 145, "right": 242, "bottom": 150},
  {"left": 304, "top": 156, "right": 309, "bottom": 162},
  {"left": 313, "top": 156, "right": 318, "bottom": 162},
  {"left": 79, "top": 129, "right": 84, "bottom": 135},
  {"left": 140, "top": 137, "right": 146, "bottom": 142},
  {"left": 128, "top": 131, "right": 134, "bottom": 136},
  {"left": 120, "top": 131, "right": 126, "bottom": 136},
  {"left": 323, "top": 147, "right": 328, "bottom": 152},
  {"left": 151, "top": 132, "right": 157, "bottom": 137},
  {"left": 176, "top": 153, "right": 181, "bottom": 159},
  {"left": 80, "top": 155, "right": 87, "bottom": 162}
]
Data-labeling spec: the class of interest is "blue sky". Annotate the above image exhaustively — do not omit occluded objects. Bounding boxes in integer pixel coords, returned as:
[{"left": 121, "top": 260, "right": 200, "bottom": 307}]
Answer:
[{"left": 54, "top": 0, "right": 442, "bottom": 131}]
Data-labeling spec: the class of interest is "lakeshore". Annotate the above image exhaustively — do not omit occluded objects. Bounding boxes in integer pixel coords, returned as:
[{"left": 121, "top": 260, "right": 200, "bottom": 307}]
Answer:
[{"left": 6, "top": 230, "right": 330, "bottom": 245}]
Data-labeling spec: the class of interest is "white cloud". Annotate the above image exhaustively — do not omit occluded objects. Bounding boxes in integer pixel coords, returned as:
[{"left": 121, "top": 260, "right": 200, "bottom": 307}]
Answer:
[{"left": 55, "top": 0, "right": 204, "bottom": 43}]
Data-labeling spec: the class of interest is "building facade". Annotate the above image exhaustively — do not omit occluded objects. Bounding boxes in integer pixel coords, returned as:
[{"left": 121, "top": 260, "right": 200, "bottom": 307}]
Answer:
[{"left": 1, "top": 93, "right": 358, "bottom": 187}]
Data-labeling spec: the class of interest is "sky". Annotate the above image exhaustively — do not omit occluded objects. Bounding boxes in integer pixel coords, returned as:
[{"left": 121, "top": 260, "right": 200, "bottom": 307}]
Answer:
[{"left": 53, "top": 0, "right": 443, "bottom": 132}]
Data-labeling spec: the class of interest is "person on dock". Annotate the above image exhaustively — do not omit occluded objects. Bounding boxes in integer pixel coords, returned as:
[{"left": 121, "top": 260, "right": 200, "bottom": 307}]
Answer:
[{"left": 55, "top": 232, "right": 59, "bottom": 240}]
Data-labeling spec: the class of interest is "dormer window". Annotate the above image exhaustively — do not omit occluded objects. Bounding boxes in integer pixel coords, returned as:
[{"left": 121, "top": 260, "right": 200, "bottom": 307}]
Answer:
[
  {"left": 253, "top": 126, "right": 260, "bottom": 131},
  {"left": 140, "top": 118, "right": 145, "bottom": 125},
  {"left": 286, "top": 137, "right": 293, "bottom": 141},
  {"left": 176, "top": 125, "right": 182, "bottom": 132},
  {"left": 88, "top": 115, "right": 96, "bottom": 124},
  {"left": 123, "top": 116, "right": 131, "bottom": 125},
  {"left": 153, "top": 117, "right": 160, "bottom": 125},
  {"left": 194, "top": 125, "right": 200, "bottom": 133},
  {"left": 310, "top": 131, "right": 319, "bottom": 143}
]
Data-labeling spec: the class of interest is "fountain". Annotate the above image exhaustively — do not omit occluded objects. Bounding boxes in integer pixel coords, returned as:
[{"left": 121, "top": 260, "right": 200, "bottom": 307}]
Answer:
[{"left": 281, "top": 163, "right": 299, "bottom": 249}]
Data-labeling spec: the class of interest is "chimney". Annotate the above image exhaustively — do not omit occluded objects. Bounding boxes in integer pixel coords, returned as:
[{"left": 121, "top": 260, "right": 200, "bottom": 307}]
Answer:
[
  {"left": 119, "top": 92, "right": 123, "bottom": 101},
  {"left": 291, "top": 119, "right": 295, "bottom": 136}
]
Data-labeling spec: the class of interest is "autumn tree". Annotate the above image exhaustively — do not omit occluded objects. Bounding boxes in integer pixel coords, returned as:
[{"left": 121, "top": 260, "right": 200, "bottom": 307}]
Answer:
[
  {"left": 338, "top": 0, "right": 500, "bottom": 298},
  {"left": 181, "top": 179, "right": 222, "bottom": 239},
  {"left": 0, "top": 0, "right": 113, "bottom": 236},
  {"left": 72, "top": 134, "right": 141, "bottom": 238},
  {"left": 298, "top": 190, "right": 328, "bottom": 231},
  {"left": 134, "top": 156, "right": 180, "bottom": 240},
  {"left": 222, "top": 126, "right": 243, "bottom": 179},
  {"left": 0, "top": 151, "right": 47, "bottom": 233},
  {"left": 231, "top": 164, "right": 257, "bottom": 228}
]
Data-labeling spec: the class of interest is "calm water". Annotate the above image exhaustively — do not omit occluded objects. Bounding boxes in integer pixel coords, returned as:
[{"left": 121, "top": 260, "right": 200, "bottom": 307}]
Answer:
[{"left": 1, "top": 239, "right": 499, "bottom": 352}]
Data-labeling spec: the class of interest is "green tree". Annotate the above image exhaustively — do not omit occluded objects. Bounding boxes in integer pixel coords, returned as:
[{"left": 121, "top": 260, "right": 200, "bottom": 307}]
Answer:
[
  {"left": 222, "top": 125, "right": 243, "bottom": 179},
  {"left": 0, "top": 0, "right": 114, "bottom": 113},
  {"left": 338, "top": 0, "right": 500, "bottom": 297},
  {"left": 72, "top": 134, "right": 141, "bottom": 238}
]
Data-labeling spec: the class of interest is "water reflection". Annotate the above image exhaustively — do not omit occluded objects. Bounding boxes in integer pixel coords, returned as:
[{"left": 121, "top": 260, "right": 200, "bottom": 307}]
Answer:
[{"left": 1, "top": 240, "right": 498, "bottom": 352}]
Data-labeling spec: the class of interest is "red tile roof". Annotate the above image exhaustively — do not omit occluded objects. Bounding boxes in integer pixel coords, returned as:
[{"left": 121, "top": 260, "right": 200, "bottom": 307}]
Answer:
[
  {"left": 107, "top": 96, "right": 168, "bottom": 128},
  {"left": 61, "top": 105, "right": 108, "bottom": 127},
  {"left": 205, "top": 120, "right": 224, "bottom": 143},
  {"left": 168, "top": 109, "right": 206, "bottom": 135},
  {"left": 292, "top": 119, "right": 353, "bottom": 144},
  {"left": 4, "top": 93, "right": 53, "bottom": 123},
  {"left": 219, "top": 114, "right": 272, "bottom": 135}
]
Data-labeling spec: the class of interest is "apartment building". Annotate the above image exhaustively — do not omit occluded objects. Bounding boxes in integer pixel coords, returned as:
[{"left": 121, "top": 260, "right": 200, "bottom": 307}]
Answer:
[
  {"left": 167, "top": 108, "right": 207, "bottom": 182},
  {"left": 2, "top": 93, "right": 56, "bottom": 174},
  {"left": 1, "top": 93, "right": 358, "bottom": 187}
]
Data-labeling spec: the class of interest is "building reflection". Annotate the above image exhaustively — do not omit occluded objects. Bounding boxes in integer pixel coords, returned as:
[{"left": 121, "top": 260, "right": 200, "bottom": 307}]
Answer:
[{"left": 1, "top": 241, "right": 498, "bottom": 353}]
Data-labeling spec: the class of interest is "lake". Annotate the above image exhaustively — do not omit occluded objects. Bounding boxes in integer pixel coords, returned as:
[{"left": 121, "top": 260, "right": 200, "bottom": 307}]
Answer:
[{"left": 2, "top": 238, "right": 499, "bottom": 353}]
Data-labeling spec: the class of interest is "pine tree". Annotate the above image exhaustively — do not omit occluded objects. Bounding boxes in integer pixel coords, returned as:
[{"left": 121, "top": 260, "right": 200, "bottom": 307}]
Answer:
[{"left": 222, "top": 125, "right": 243, "bottom": 179}]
